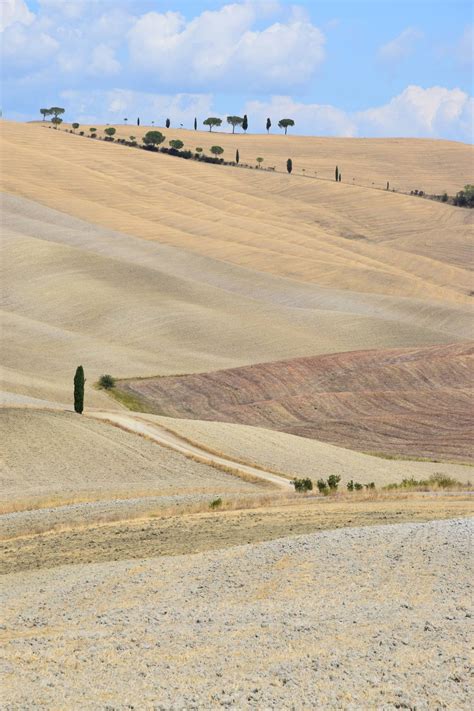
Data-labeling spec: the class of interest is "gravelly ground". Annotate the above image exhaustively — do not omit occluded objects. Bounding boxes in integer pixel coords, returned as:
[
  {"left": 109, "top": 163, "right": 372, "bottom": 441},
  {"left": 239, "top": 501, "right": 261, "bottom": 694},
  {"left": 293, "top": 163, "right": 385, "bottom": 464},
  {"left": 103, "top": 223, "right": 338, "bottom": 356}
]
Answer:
[{"left": 1, "top": 518, "right": 472, "bottom": 709}]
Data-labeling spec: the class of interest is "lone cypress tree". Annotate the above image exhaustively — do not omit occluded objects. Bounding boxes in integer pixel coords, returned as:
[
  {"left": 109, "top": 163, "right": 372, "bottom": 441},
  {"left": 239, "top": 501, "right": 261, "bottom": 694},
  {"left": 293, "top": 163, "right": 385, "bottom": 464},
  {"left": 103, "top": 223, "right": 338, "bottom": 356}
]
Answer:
[
  {"left": 287, "top": 158, "right": 293, "bottom": 174},
  {"left": 74, "top": 366, "right": 85, "bottom": 414},
  {"left": 137, "top": 117, "right": 140, "bottom": 126},
  {"left": 194, "top": 117, "right": 197, "bottom": 130},
  {"left": 242, "top": 114, "right": 248, "bottom": 132},
  {"left": 236, "top": 149, "right": 240, "bottom": 164},
  {"left": 166, "top": 118, "right": 171, "bottom": 128},
  {"left": 335, "top": 165, "right": 339, "bottom": 181},
  {"left": 266, "top": 117, "right": 271, "bottom": 133},
  {"left": 339, "top": 173, "right": 342, "bottom": 182}
]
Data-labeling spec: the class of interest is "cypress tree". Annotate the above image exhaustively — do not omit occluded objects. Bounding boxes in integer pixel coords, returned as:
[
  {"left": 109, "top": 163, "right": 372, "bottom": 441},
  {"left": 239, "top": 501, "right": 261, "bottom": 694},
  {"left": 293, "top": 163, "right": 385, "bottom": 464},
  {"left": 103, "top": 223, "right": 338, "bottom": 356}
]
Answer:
[
  {"left": 166, "top": 118, "right": 171, "bottom": 128},
  {"left": 266, "top": 117, "right": 271, "bottom": 133},
  {"left": 137, "top": 117, "right": 140, "bottom": 126},
  {"left": 386, "top": 181, "right": 390, "bottom": 190},
  {"left": 242, "top": 114, "right": 248, "bottom": 132},
  {"left": 236, "top": 149, "right": 240, "bottom": 164},
  {"left": 335, "top": 165, "right": 339, "bottom": 181},
  {"left": 194, "top": 117, "right": 197, "bottom": 130},
  {"left": 287, "top": 158, "right": 293, "bottom": 174},
  {"left": 339, "top": 173, "right": 342, "bottom": 182},
  {"left": 74, "top": 366, "right": 85, "bottom": 414}
]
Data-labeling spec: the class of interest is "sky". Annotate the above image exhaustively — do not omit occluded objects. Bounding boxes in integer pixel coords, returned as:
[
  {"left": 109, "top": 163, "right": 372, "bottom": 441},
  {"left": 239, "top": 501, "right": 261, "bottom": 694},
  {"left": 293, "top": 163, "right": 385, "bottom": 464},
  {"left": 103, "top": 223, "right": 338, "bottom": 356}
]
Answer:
[{"left": 1, "top": 0, "right": 473, "bottom": 141}]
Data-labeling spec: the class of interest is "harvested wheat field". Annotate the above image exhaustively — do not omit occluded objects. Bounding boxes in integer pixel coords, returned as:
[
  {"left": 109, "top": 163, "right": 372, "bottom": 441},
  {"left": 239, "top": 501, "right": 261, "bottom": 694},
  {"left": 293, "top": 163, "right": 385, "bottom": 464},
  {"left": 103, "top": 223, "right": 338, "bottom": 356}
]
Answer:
[
  {"left": 119, "top": 342, "right": 474, "bottom": 462},
  {"left": 145, "top": 414, "right": 474, "bottom": 487},
  {"left": 4, "top": 193, "right": 471, "bottom": 406},
  {"left": 1, "top": 116, "right": 473, "bottom": 711},
  {"left": 1, "top": 121, "right": 472, "bottom": 303},
  {"left": 2, "top": 519, "right": 472, "bottom": 708}
]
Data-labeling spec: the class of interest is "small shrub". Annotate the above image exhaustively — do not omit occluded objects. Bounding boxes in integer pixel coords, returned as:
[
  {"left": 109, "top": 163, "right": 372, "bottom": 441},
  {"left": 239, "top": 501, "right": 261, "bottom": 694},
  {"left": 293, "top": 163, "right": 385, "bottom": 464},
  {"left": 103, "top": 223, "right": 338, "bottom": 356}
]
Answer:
[
  {"left": 347, "top": 480, "right": 354, "bottom": 491},
  {"left": 317, "top": 479, "right": 329, "bottom": 495},
  {"left": 79, "top": 131, "right": 84, "bottom": 136},
  {"left": 354, "top": 482, "right": 363, "bottom": 491},
  {"left": 441, "top": 192, "right": 448, "bottom": 202},
  {"left": 91, "top": 133, "right": 97, "bottom": 138},
  {"left": 365, "top": 482, "right": 376, "bottom": 490},
  {"left": 209, "top": 497, "right": 223, "bottom": 509},
  {"left": 98, "top": 374, "right": 115, "bottom": 390},
  {"left": 292, "top": 478, "right": 313, "bottom": 492},
  {"left": 327, "top": 474, "right": 341, "bottom": 490}
]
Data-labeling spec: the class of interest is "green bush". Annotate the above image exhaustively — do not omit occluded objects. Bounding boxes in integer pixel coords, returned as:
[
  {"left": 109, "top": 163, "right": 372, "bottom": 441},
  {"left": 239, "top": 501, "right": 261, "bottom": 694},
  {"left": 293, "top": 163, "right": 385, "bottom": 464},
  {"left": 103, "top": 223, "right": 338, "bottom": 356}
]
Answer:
[
  {"left": 354, "top": 482, "right": 363, "bottom": 491},
  {"left": 347, "top": 480, "right": 354, "bottom": 491},
  {"left": 98, "top": 374, "right": 115, "bottom": 390},
  {"left": 292, "top": 478, "right": 313, "bottom": 492},
  {"left": 317, "top": 479, "right": 329, "bottom": 495},
  {"left": 327, "top": 474, "right": 341, "bottom": 490},
  {"left": 209, "top": 497, "right": 223, "bottom": 509}
]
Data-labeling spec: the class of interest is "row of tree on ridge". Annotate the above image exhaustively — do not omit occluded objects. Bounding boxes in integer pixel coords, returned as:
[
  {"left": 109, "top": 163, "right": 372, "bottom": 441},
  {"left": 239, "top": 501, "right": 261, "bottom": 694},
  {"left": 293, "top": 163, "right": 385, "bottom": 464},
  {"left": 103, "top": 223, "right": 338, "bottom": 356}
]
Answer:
[{"left": 39, "top": 107, "right": 295, "bottom": 134}]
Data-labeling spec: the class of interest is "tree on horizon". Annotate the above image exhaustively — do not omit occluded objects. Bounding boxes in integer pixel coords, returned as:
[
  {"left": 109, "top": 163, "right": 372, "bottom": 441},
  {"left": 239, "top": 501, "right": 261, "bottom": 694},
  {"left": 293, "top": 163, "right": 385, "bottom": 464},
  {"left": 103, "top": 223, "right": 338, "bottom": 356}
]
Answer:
[
  {"left": 278, "top": 118, "right": 295, "bottom": 135},
  {"left": 203, "top": 117, "right": 222, "bottom": 132},
  {"left": 227, "top": 116, "right": 243, "bottom": 133}
]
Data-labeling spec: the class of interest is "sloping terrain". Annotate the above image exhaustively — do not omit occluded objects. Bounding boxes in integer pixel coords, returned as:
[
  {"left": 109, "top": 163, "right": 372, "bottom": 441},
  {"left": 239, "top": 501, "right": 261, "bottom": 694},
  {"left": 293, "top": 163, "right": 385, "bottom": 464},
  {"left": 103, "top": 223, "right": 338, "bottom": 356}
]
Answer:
[
  {"left": 146, "top": 415, "right": 473, "bottom": 486},
  {"left": 2, "top": 121, "right": 472, "bottom": 303},
  {"left": 1, "top": 408, "right": 264, "bottom": 511},
  {"left": 3, "top": 194, "right": 470, "bottom": 405},
  {"left": 120, "top": 342, "right": 474, "bottom": 461},
  {"left": 2, "top": 520, "right": 472, "bottom": 708}
]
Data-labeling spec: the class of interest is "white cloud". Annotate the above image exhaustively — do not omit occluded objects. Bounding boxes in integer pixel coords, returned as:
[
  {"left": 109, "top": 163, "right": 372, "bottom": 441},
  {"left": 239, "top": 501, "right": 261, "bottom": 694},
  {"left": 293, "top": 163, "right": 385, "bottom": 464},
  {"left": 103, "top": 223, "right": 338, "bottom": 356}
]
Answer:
[
  {"left": 0, "top": 0, "right": 34, "bottom": 31},
  {"left": 378, "top": 27, "right": 423, "bottom": 63},
  {"left": 356, "top": 85, "right": 473, "bottom": 141},
  {"left": 60, "top": 89, "right": 215, "bottom": 127},
  {"left": 87, "top": 44, "right": 120, "bottom": 76},
  {"left": 1, "top": 23, "right": 59, "bottom": 68},
  {"left": 127, "top": 3, "right": 325, "bottom": 90},
  {"left": 244, "top": 96, "right": 356, "bottom": 136}
]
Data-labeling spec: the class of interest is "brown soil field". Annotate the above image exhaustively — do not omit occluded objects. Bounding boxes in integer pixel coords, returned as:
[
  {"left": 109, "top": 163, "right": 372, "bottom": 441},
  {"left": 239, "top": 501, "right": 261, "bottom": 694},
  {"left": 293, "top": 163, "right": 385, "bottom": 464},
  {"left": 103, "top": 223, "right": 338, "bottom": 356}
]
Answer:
[
  {"left": 2, "top": 494, "right": 471, "bottom": 575},
  {"left": 1, "top": 121, "right": 472, "bottom": 304},
  {"left": 120, "top": 342, "right": 474, "bottom": 462}
]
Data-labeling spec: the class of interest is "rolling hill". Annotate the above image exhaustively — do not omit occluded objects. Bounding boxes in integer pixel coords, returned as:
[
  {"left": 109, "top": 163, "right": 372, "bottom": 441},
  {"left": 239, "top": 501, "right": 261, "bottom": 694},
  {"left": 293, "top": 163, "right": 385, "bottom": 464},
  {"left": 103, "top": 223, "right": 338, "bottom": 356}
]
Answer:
[{"left": 119, "top": 342, "right": 474, "bottom": 462}]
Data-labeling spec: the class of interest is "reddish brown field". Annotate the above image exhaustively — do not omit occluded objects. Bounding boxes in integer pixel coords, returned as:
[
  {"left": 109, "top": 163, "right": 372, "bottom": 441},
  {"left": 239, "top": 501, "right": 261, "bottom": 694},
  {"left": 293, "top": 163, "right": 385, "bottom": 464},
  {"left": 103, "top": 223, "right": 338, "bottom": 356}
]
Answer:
[{"left": 119, "top": 342, "right": 474, "bottom": 462}]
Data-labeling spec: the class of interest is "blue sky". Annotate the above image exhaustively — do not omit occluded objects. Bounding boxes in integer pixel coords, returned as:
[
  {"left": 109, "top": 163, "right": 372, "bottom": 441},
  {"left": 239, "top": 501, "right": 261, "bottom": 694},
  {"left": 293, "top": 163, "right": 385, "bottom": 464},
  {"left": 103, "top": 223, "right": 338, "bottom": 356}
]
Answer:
[{"left": 1, "top": 0, "right": 473, "bottom": 140}]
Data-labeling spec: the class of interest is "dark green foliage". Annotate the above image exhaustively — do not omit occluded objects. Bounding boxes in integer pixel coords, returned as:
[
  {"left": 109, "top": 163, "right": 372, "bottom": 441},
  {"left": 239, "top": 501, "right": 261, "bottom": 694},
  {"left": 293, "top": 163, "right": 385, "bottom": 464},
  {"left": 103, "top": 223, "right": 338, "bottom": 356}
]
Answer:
[
  {"left": 385, "top": 474, "right": 463, "bottom": 490},
  {"left": 143, "top": 130, "right": 165, "bottom": 148},
  {"left": 386, "top": 181, "right": 390, "bottom": 190},
  {"left": 210, "top": 145, "right": 224, "bottom": 157},
  {"left": 227, "top": 116, "right": 243, "bottom": 133},
  {"left": 242, "top": 114, "right": 248, "bottom": 132},
  {"left": 195, "top": 147, "right": 203, "bottom": 153},
  {"left": 203, "top": 117, "right": 222, "bottom": 131},
  {"left": 347, "top": 480, "right": 354, "bottom": 491},
  {"left": 89, "top": 127, "right": 97, "bottom": 133},
  {"left": 50, "top": 107, "right": 65, "bottom": 119},
  {"left": 194, "top": 117, "right": 197, "bottom": 130},
  {"left": 209, "top": 497, "right": 223, "bottom": 509},
  {"left": 335, "top": 166, "right": 339, "bottom": 181},
  {"left": 327, "top": 474, "right": 341, "bottom": 490},
  {"left": 98, "top": 374, "right": 115, "bottom": 390},
  {"left": 79, "top": 131, "right": 84, "bottom": 136},
  {"left": 293, "top": 478, "right": 313, "bottom": 492},
  {"left": 339, "top": 173, "right": 342, "bottom": 182},
  {"left": 453, "top": 185, "right": 474, "bottom": 207},
  {"left": 51, "top": 117, "right": 63, "bottom": 127},
  {"left": 40, "top": 108, "right": 50, "bottom": 121},
  {"left": 365, "top": 482, "right": 376, "bottom": 490},
  {"left": 166, "top": 118, "right": 171, "bottom": 128},
  {"left": 236, "top": 149, "right": 240, "bottom": 164},
  {"left": 104, "top": 127, "right": 116, "bottom": 140},
  {"left": 441, "top": 192, "right": 448, "bottom": 202},
  {"left": 72, "top": 122, "right": 79, "bottom": 131},
  {"left": 74, "top": 366, "right": 85, "bottom": 414},
  {"left": 287, "top": 158, "right": 293, "bottom": 174},
  {"left": 137, "top": 117, "right": 140, "bottom": 126},
  {"left": 169, "top": 139, "right": 184, "bottom": 150},
  {"left": 278, "top": 118, "right": 295, "bottom": 134},
  {"left": 317, "top": 478, "right": 329, "bottom": 494},
  {"left": 266, "top": 117, "right": 271, "bottom": 133},
  {"left": 354, "top": 482, "right": 363, "bottom": 491}
]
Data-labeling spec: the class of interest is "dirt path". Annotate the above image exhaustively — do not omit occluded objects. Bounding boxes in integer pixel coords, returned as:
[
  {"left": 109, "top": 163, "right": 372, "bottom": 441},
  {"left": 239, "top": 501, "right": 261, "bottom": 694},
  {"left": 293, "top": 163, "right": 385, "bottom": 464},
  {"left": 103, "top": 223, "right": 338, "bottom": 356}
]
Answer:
[{"left": 88, "top": 411, "right": 293, "bottom": 489}]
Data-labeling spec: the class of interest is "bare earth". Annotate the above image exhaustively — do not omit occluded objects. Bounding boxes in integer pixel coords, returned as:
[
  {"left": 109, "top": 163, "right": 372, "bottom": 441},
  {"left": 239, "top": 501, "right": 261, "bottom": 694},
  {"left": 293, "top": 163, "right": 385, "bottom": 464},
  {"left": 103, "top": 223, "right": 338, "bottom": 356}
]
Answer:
[
  {"left": 2, "top": 519, "right": 472, "bottom": 709},
  {"left": 120, "top": 343, "right": 474, "bottom": 462}
]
